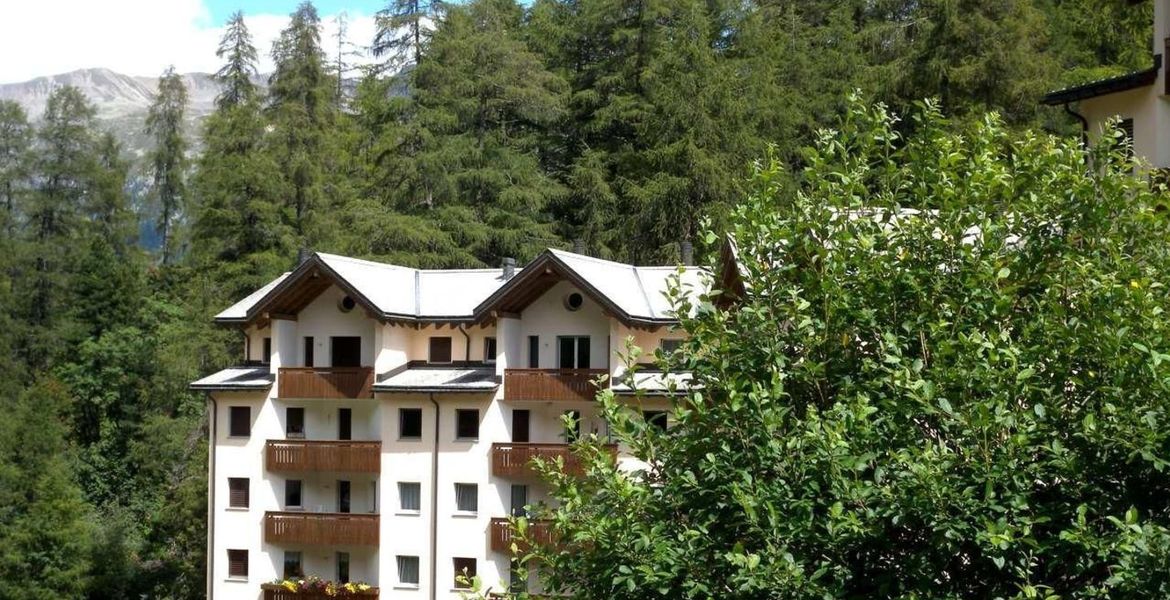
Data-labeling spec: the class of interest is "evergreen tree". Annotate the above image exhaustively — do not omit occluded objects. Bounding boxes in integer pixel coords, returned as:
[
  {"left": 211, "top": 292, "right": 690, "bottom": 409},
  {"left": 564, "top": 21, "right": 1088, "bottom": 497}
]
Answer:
[
  {"left": 373, "top": 0, "right": 445, "bottom": 70},
  {"left": 214, "top": 11, "right": 260, "bottom": 110},
  {"left": 267, "top": 1, "right": 340, "bottom": 244},
  {"left": 403, "top": 0, "right": 567, "bottom": 263},
  {"left": 193, "top": 11, "right": 292, "bottom": 299},
  {"left": 145, "top": 67, "right": 190, "bottom": 265},
  {"left": 0, "top": 381, "right": 92, "bottom": 600},
  {"left": 0, "top": 100, "right": 31, "bottom": 237}
]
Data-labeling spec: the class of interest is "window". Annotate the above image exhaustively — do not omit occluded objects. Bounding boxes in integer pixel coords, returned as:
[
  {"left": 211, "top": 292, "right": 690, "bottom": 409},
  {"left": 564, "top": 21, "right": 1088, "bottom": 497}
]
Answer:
[
  {"left": 511, "top": 409, "right": 530, "bottom": 443},
  {"left": 227, "top": 477, "right": 249, "bottom": 509},
  {"left": 283, "top": 551, "right": 303, "bottom": 579},
  {"left": 453, "top": 557, "right": 477, "bottom": 589},
  {"left": 400, "top": 408, "right": 423, "bottom": 439},
  {"left": 483, "top": 337, "right": 497, "bottom": 363},
  {"left": 659, "top": 338, "right": 683, "bottom": 355},
  {"left": 397, "top": 555, "right": 420, "bottom": 586},
  {"left": 398, "top": 482, "right": 421, "bottom": 512},
  {"left": 285, "top": 479, "right": 303, "bottom": 508},
  {"left": 644, "top": 410, "right": 668, "bottom": 432},
  {"left": 338, "top": 480, "right": 351, "bottom": 513},
  {"left": 304, "top": 336, "right": 314, "bottom": 367},
  {"left": 331, "top": 336, "right": 362, "bottom": 367},
  {"left": 286, "top": 407, "right": 305, "bottom": 438},
  {"left": 527, "top": 335, "right": 539, "bottom": 368},
  {"left": 558, "top": 336, "right": 591, "bottom": 369},
  {"left": 336, "top": 552, "right": 350, "bottom": 584},
  {"left": 454, "top": 483, "right": 478, "bottom": 514},
  {"left": 229, "top": 406, "right": 250, "bottom": 437},
  {"left": 338, "top": 408, "right": 352, "bottom": 441},
  {"left": 455, "top": 409, "right": 479, "bottom": 440},
  {"left": 510, "top": 484, "right": 528, "bottom": 517},
  {"left": 429, "top": 336, "right": 452, "bottom": 363},
  {"left": 263, "top": 337, "right": 272, "bottom": 364},
  {"left": 563, "top": 291, "right": 584, "bottom": 311},
  {"left": 227, "top": 549, "right": 248, "bottom": 579}
]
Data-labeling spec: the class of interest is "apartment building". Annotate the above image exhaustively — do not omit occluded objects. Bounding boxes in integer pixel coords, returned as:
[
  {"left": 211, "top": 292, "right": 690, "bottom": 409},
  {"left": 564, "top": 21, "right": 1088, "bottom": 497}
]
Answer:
[
  {"left": 1043, "top": 0, "right": 1170, "bottom": 168},
  {"left": 191, "top": 248, "right": 706, "bottom": 600}
]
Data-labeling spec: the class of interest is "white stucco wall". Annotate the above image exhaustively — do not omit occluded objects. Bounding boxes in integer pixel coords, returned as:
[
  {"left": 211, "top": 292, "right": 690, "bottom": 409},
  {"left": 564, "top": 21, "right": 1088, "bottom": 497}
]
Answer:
[{"left": 519, "top": 281, "right": 610, "bottom": 369}]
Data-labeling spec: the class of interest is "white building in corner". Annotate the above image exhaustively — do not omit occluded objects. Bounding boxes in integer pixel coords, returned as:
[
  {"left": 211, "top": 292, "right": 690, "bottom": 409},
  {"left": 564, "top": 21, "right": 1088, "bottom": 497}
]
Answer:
[
  {"left": 1043, "top": 0, "right": 1170, "bottom": 169},
  {"left": 191, "top": 248, "right": 706, "bottom": 600}
]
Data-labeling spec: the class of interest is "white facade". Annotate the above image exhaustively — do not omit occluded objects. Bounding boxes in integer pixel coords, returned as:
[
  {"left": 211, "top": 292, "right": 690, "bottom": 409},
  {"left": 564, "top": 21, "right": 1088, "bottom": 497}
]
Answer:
[
  {"left": 195, "top": 249, "right": 697, "bottom": 600},
  {"left": 1049, "top": 0, "right": 1170, "bottom": 169}
]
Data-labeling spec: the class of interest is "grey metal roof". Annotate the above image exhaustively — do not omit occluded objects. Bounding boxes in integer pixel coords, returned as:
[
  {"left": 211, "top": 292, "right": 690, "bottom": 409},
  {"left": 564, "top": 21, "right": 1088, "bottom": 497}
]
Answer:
[
  {"left": 611, "top": 370, "right": 694, "bottom": 396},
  {"left": 215, "top": 273, "right": 290, "bottom": 321},
  {"left": 189, "top": 366, "right": 274, "bottom": 391},
  {"left": 548, "top": 250, "right": 707, "bottom": 321},
  {"left": 374, "top": 366, "right": 500, "bottom": 393}
]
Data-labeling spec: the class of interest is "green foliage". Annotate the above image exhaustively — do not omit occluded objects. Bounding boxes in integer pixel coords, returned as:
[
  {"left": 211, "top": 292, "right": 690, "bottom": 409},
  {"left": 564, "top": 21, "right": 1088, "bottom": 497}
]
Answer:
[
  {"left": 0, "top": 382, "right": 92, "bottom": 600},
  {"left": 520, "top": 97, "right": 1170, "bottom": 599},
  {"left": 145, "top": 67, "right": 191, "bottom": 265}
]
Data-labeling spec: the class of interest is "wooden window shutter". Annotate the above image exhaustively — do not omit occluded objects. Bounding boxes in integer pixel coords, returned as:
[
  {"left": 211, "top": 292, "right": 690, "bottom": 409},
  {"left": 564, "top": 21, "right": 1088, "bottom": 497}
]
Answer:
[
  {"left": 228, "top": 478, "right": 249, "bottom": 508},
  {"left": 227, "top": 549, "right": 248, "bottom": 578}
]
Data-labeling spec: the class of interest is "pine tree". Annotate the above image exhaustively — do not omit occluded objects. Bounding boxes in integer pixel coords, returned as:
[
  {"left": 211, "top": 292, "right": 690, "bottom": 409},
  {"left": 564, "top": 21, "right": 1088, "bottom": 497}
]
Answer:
[
  {"left": 192, "top": 12, "right": 292, "bottom": 299},
  {"left": 145, "top": 67, "right": 190, "bottom": 265},
  {"left": 0, "top": 381, "right": 92, "bottom": 600},
  {"left": 267, "top": 1, "right": 339, "bottom": 244},
  {"left": 373, "top": 0, "right": 445, "bottom": 70},
  {"left": 214, "top": 11, "right": 260, "bottom": 110},
  {"left": 0, "top": 100, "right": 31, "bottom": 237}
]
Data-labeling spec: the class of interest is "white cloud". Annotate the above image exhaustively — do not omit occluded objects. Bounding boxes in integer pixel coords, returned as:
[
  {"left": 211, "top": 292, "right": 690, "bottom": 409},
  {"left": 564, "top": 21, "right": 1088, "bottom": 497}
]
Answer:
[{"left": 0, "top": 0, "right": 378, "bottom": 83}]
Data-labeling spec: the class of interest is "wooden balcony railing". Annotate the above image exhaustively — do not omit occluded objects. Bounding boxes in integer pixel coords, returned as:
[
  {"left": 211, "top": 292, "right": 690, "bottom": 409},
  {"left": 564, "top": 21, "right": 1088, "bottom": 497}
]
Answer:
[
  {"left": 266, "top": 440, "right": 381, "bottom": 473},
  {"left": 278, "top": 367, "right": 374, "bottom": 399},
  {"left": 490, "top": 517, "right": 555, "bottom": 553},
  {"left": 503, "top": 369, "right": 608, "bottom": 402},
  {"left": 264, "top": 512, "right": 379, "bottom": 546},
  {"left": 491, "top": 443, "right": 617, "bottom": 478},
  {"left": 262, "top": 585, "right": 378, "bottom": 600}
]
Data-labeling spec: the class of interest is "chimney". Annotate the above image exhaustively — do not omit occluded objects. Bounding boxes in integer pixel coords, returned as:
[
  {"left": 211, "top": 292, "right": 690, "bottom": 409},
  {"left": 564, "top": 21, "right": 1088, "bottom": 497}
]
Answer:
[
  {"left": 680, "top": 240, "right": 694, "bottom": 266},
  {"left": 502, "top": 257, "right": 516, "bottom": 280},
  {"left": 572, "top": 239, "right": 586, "bottom": 255},
  {"left": 296, "top": 247, "right": 312, "bottom": 266}
]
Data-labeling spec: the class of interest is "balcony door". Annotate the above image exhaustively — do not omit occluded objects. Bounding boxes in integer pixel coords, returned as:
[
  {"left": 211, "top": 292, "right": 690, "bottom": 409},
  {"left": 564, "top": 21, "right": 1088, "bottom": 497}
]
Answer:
[
  {"left": 510, "top": 484, "right": 528, "bottom": 517},
  {"left": 331, "top": 337, "right": 362, "bottom": 367},
  {"left": 557, "top": 336, "right": 591, "bottom": 369},
  {"left": 512, "top": 409, "right": 530, "bottom": 443},
  {"left": 338, "top": 480, "right": 351, "bottom": 513},
  {"left": 338, "top": 408, "right": 352, "bottom": 441}
]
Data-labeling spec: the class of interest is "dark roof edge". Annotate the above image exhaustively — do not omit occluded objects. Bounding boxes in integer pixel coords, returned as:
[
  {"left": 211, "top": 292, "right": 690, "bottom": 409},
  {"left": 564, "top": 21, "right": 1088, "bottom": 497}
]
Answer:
[
  {"left": 373, "top": 386, "right": 499, "bottom": 394},
  {"left": 1042, "top": 55, "right": 1162, "bottom": 105}
]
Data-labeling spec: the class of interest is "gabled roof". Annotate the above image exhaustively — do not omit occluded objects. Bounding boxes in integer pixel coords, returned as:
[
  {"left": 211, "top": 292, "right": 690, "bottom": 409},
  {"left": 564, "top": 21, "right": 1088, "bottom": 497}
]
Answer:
[
  {"left": 1042, "top": 55, "right": 1162, "bottom": 105},
  {"left": 473, "top": 249, "right": 707, "bottom": 325},
  {"left": 214, "top": 252, "right": 514, "bottom": 326}
]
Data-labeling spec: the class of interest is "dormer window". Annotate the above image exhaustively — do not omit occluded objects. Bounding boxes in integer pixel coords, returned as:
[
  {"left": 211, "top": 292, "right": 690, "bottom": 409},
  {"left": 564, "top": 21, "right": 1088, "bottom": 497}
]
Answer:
[{"left": 429, "top": 337, "right": 452, "bottom": 364}]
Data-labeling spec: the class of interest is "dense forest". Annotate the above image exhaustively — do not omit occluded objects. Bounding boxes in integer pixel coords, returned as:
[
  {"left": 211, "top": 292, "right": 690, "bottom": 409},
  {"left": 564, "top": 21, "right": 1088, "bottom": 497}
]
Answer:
[{"left": 0, "top": 0, "right": 1154, "bottom": 597}]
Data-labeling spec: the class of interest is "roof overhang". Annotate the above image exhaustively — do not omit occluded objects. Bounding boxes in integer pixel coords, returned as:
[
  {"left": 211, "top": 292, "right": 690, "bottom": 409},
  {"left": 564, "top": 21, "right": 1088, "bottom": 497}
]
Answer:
[
  {"left": 471, "top": 250, "right": 679, "bottom": 327},
  {"left": 1042, "top": 54, "right": 1162, "bottom": 105}
]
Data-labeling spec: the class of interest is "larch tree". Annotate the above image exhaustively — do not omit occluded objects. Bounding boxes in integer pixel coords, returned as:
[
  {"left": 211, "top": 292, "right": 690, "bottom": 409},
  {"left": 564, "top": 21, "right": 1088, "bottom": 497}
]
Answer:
[
  {"left": 372, "top": 0, "right": 445, "bottom": 70},
  {"left": 0, "top": 100, "right": 31, "bottom": 238},
  {"left": 145, "top": 66, "right": 190, "bottom": 265},
  {"left": 213, "top": 11, "right": 260, "bottom": 110}
]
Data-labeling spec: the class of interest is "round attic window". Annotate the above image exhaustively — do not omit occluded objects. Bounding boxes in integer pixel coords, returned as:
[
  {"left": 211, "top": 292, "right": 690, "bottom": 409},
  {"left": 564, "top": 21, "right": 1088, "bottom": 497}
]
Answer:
[
  {"left": 564, "top": 292, "right": 584, "bottom": 311},
  {"left": 338, "top": 295, "right": 357, "bottom": 313}
]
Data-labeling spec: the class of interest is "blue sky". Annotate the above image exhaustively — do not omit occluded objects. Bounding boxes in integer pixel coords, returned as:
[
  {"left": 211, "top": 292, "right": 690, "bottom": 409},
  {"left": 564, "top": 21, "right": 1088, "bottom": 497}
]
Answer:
[
  {"left": 203, "top": 0, "right": 386, "bottom": 24},
  {"left": 0, "top": 0, "right": 383, "bottom": 83}
]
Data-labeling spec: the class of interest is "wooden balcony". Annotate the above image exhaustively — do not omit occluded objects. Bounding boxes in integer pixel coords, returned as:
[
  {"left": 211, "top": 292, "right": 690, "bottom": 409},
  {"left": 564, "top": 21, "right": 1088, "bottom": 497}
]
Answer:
[
  {"left": 264, "top": 512, "right": 379, "bottom": 546},
  {"left": 490, "top": 517, "right": 555, "bottom": 553},
  {"left": 266, "top": 440, "right": 381, "bottom": 473},
  {"left": 503, "top": 369, "right": 607, "bottom": 402},
  {"left": 491, "top": 443, "right": 617, "bottom": 478},
  {"left": 262, "top": 585, "right": 378, "bottom": 599},
  {"left": 278, "top": 367, "right": 374, "bottom": 399}
]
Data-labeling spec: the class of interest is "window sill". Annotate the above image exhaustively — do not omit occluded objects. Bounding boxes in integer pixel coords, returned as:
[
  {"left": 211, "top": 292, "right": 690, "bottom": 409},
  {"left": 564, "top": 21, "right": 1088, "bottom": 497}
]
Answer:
[
  {"left": 395, "top": 510, "right": 421, "bottom": 517},
  {"left": 284, "top": 506, "right": 304, "bottom": 511},
  {"left": 452, "top": 511, "right": 478, "bottom": 519},
  {"left": 225, "top": 506, "right": 249, "bottom": 512},
  {"left": 393, "top": 584, "right": 421, "bottom": 591},
  {"left": 225, "top": 577, "right": 248, "bottom": 583},
  {"left": 286, "top": 433, "right": 306, "bottom": 439},
  {"left": 399, "top": 436, "right": 422, "bottom": 442},
  {"left": 453, "top": 438, "right": 479, "bottom": 443}
]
